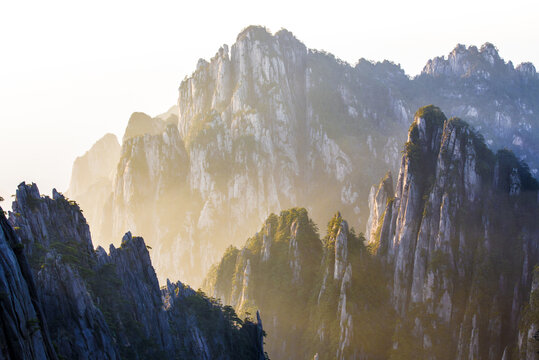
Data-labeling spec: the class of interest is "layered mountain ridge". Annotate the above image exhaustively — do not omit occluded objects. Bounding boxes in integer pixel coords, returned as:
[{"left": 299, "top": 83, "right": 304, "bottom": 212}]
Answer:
[
  {"left": 1, "top": 183, "right": 266, "bottom": 360},
  {"left": 68, "top": 26, "right": 539, "bottom": 287},
  {"left": 204, "top": 106, "right": 539, "bottom": 359}
]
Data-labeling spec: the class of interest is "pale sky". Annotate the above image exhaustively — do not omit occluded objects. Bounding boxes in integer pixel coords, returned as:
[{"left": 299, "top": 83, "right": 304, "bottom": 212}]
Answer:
[{"left": 1, "top": 0, "right": 538, "bottom": 204}]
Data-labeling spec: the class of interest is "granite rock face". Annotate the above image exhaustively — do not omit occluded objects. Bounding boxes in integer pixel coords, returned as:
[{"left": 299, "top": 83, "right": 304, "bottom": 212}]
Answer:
[
  {"left": 203, "top": 208, "right": 392, "bottom": 360},
  {"left": 519, "top": 267, "right": 539, "bottom": 359},
  {"left": 69, "top": 27, "right": 539, "bottom": 288},
  {"left": 207, "top": 105, "right": 539, "bottom": 360},
  {"left": 416, "top": 43, "right": 539, "bottom": 175},
  {"left": 94, "top": 26, "right": 403, "bottom": 286},
  {"left": 370, "top": 105, "right": 539, "bottom": 358},
  {"left": 9, "top": 183, "right": 117, "bottom": 360},
  {"left": 366, "top": 171, "right": 393, "bottom": 244},
  {"left": 0, "top": 207, "right": 57, "bottom": 360},
  {"left": 5, "top": 182, "right": 266, "bottom": 360}
]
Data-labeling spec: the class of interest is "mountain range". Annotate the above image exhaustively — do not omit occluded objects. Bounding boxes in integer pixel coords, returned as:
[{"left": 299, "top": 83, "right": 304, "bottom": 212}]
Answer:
[
  {"left": 66, "top": 26, "right": 539, "bottom": 288},
  {"left": 0, "top": 183, "right": 266, "bottom": 359},
  {"left": 3, "top": 24, "right": 538, "bottom": 360},
  {"left": 204, "top": 105, "right": 539, "bottom": 359}
]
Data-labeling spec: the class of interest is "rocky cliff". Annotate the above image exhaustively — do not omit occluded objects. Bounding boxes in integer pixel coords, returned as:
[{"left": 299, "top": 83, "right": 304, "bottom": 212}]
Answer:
[
  {"left": 4, "top": 183, "right": 266, "bottom": 359},
  {"left": 10, "top": 183, "right": 120, "bottom": 359},
  {"left": 519, "top": 266, "right": 539, "bottom": 359},
  {"left": 368, "top": 105, "right": 539, "bottom": 359},
  {"left": 203, "top": 208, "right": 393, "bottom": 359},
  {"left": 417, "top": 43, "right": 539, "bottom": 173},
  {"left": 206, "top": 105, "right": 539, "bottom": 360},
  {"left": 0, "top": 206, "right": 57, "bottom": 360},
  {"left": 68, "top": 26, "right": 539, "bottom": 288}
]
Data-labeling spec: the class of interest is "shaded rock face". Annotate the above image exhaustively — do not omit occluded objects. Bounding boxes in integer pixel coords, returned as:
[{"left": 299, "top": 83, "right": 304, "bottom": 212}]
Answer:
[
  {"left": 366, "top": 171, "right": 393, "bottom": 244},
  {"left": 163, "top": 281, "right": 266, "bottom": 360},
  {"left": 0, "top": 208, "right": 57, "bottom": 360},
  {"left": 422, "top": 43, "right": 505, "bottom": 78},
  {"left": 416, "top": 43, "right": 539, "bottom": 171},
  {"left": 369, "top": 105, "right": 539, "bottom": 358},
  {"left": 96, "top": 232, "right": 172, "bottom": 358},
  {"left": 69, "top": 27, "right": 539, "bottom": 288},
  {"left": 34, "top": 254, "right": 118, "bottom": 360},
  {"left": 519, "top": 267, "right": 539, "bottom": 359},
  {"left": 6, "top": 182, "right": 266, "bottom": 360},
  {"left": 10, "top": 183, "right": 120, "bottom": 360}
]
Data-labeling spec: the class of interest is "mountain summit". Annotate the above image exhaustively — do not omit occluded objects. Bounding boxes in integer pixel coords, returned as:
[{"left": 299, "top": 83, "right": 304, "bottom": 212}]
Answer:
[{"left": 68, "top": 26, "right": 539, "bottom": 287}]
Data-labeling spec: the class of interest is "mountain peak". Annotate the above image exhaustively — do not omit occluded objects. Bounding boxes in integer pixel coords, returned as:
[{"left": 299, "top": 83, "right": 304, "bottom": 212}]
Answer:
[
  {"left": 408, "top": 105, "right": 446, "bottom": 149},
  {"left": 123, "top": 112, "right": 165, "bottom": 142},
  {"left": 479, "top": 42, "right": 501, "bottom": 64},
  {"left": 66, "top": 132, "right": 120, "bottom": 198},
  {"left": 234, "top": 25, "right": 304, "bottom": 50},
  {"left": 516, "top": 62, "right": 538, "bottom": 78},
  {"left": 421, "top": 42, "right": 506, "bottom": 78},
  {"left": 236, "top": 25, "right": 273, "bottom": 42}
]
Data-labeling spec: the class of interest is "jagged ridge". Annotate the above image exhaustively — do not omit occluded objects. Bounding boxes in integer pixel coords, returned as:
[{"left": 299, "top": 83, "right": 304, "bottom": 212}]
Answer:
[{"left": 4, "top": 183, "right": 266, "bottom": 360}]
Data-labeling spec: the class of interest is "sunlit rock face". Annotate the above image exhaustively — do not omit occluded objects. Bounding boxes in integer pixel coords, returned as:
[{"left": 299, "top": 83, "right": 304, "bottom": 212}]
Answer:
[
  {"left": 79, "top": 26, "right": 411, "bottom": 286},
  {"left": 68, "top": 26, "right": 538, "bottom": 287},
  {"left": 366, "top": 171, "right": 393, "bottom": 244},
  {"left": 203, "top": 208, "right": 394, "bottom": 360}
]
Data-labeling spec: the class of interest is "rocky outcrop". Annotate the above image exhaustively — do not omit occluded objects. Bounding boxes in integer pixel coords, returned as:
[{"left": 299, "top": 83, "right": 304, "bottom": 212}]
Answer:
[
  {"left": 109, "top": 122, "right": 192, "bottom": 281},
  {"left": 366, "top": 171, "right": 393, "bottom": 245},
  {"left": 8, "top": 183, "right": 118, "bottom": 359},
  {"left": 123, "top": 112, "right": 171, "bottom": 142},
  {"left": 74, "top": 26, "right": 417, "bottom": 286},
  {"left": 204, "top": 208, "right": 392, "bottom": 360},
  {"left": 519, "top": 266, "right": 539, "bottom": 359},
  {"left": 0, "top": 207, "right": 57, "bottom": 360},
  {"left": 416, "top": 43, "right": 539, "bottom": 172},
  {"left": 163, "top": 280, "right": 266, "bottom": 360},
  {"left": 422, "top": 43, "right": 506, "bottom": 78},
  {"left": 98, "top": 232, "right": 172, "bottom": 356},
  {"left": 69, "top": 27, "right": 539, "bottom": 289},
  {"left": 207, "top": 105, "right": 539, "bottom": 360},
  {"left": 370, "top": 105, "right": 539, "bottom": 358},
  {"left": 6, "top": 182, "right": 266, "bottom": 359}
]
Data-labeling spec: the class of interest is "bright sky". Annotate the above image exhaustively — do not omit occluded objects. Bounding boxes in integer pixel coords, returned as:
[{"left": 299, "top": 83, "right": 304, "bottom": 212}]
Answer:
[{"left": 1, "top": 0, "right": 537, "bottom": 204}]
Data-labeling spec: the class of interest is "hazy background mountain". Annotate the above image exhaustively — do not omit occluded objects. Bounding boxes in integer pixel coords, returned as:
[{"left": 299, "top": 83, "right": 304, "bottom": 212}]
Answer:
[
  {"left": 66, "top": 26, "right": 538, "bottom": 287},
  {"left": 3, "top": 1, "right": 538, "bottom": 203}
]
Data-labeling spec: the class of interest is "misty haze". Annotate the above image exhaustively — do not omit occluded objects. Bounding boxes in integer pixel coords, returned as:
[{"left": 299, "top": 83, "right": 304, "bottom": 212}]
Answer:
[{"left": 1, "top": 2, "right": 539, "bottom": 360}]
